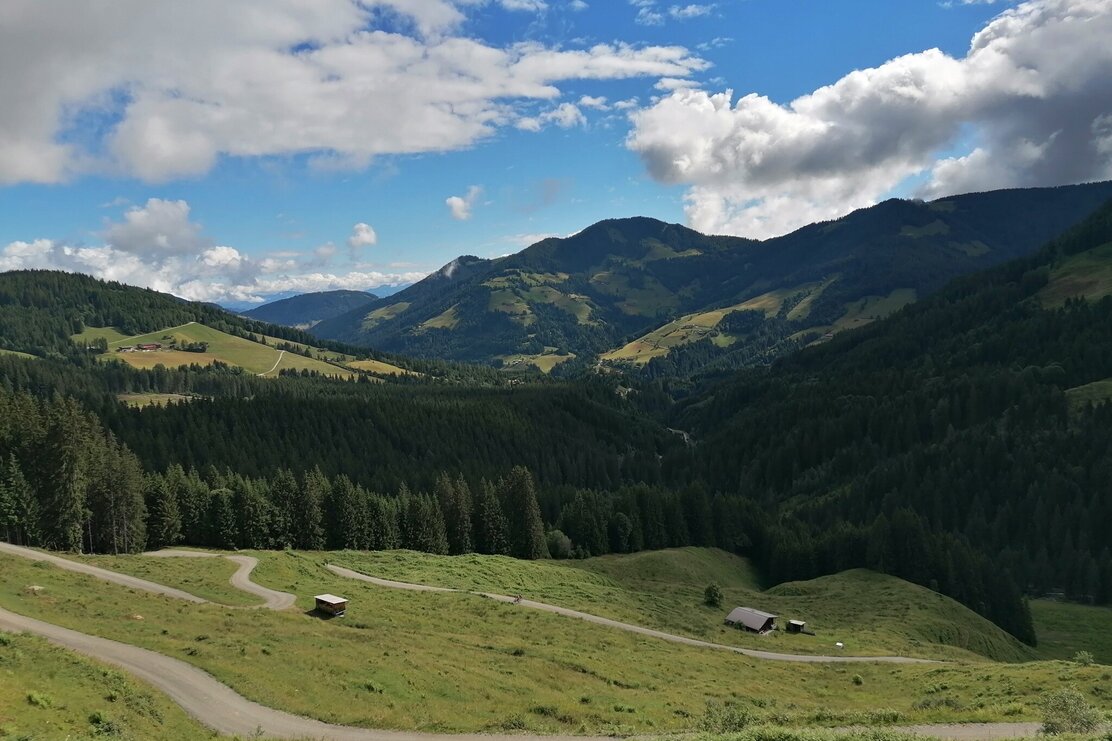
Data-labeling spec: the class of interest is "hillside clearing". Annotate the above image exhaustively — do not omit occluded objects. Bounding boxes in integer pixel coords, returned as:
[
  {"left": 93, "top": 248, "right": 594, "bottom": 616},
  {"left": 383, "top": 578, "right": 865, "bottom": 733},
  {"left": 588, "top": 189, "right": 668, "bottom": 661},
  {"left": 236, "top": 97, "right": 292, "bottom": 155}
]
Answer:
[
  {"left": 4, "top": 549, "right": 1103, "bottom": 734},
  {"left": 117, "top": 392, "right": 199, "bottom": 408},
  {"left": 1031, "top": 599, "right": 1112, "bottom": 665},
  {"left": 1040, "top": 242, "right": 1112, "bottom": 308}
]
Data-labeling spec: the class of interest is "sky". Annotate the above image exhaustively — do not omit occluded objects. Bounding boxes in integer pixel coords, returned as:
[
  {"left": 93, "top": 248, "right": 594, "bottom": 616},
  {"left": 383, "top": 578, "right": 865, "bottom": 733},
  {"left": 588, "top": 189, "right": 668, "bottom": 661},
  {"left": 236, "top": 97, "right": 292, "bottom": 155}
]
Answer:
[{"left": 1, "top": 0, "right": 1111, "bottom": 306}]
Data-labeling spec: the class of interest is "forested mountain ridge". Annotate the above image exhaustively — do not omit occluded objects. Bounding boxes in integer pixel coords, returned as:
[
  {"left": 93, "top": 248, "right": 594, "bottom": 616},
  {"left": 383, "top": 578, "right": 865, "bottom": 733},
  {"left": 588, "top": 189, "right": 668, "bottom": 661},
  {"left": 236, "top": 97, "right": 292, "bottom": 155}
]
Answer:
[
  {"left": 670, "top": 196, "right": 1112, "bottom": 629},
  {"left": 241, "top": 289, "right": 377, "bottom": 329},
  {"left": 312, "top": 182, "right": 1112, "bottom": 375}
]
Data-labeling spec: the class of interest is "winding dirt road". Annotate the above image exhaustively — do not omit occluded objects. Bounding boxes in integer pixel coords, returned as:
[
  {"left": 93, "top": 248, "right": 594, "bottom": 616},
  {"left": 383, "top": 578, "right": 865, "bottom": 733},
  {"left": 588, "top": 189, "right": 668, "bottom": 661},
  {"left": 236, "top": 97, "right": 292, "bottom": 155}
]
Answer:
[
  {"left": 0, "top": 545, "right": 1044, "bottom": 740},
  {"left": 144, "top": 549, "right": 296, "bottom": 610},
  {"left": 325, "top": 564, "right": 935, "bottom": 665}
]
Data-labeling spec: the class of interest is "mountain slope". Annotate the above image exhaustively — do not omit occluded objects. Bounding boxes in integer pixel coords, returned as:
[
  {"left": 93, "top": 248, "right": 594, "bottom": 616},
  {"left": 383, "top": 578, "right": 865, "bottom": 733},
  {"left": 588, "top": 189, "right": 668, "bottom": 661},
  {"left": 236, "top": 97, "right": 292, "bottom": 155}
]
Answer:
[
  {"left": 312, "top": 182, "right": 1112, "bottom": 370},
  {"left": 675, "top": 196, "right": 1112, "bottom": 634},
  {"left": 241, "top": 289, "right": 376, "bottom": 329}
]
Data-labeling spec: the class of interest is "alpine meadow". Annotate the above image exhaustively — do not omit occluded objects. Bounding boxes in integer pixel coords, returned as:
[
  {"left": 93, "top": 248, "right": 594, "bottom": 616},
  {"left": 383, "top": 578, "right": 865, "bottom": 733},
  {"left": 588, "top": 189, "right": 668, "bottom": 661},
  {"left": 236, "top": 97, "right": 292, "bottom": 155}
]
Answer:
[{"left": 2, "top": 1, "right": 1112, "bottom": 741}]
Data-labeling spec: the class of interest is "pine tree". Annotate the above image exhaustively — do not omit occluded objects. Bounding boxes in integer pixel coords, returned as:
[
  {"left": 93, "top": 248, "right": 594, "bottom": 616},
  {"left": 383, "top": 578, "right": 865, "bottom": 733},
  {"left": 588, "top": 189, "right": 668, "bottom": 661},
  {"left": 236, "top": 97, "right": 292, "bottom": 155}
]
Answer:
[
  {"left": 473, "top": 479, "right": 509, "bottom": 555},
  {"left": 145, "top": 474, "right": 182, "bottom": 549},
  {"left": 39, "top": 397, "right": 89, "bottom": 551},
  {"left": 268, "top": 469, "right": 299, "bottom": 549},
  {"left": 296, "top": 468, "right": 328, "bottom": 550},
  {"left": 498, "top": 466, "right": 548, "bottom": 559},
  {"left": 436, "top": 472, "right": 472, "bottom": 555}
]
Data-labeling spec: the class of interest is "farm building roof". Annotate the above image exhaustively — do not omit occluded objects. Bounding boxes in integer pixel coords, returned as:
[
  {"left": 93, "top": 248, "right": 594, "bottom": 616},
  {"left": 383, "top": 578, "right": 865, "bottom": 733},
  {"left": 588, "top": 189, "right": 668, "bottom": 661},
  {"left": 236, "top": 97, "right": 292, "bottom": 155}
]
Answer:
[
  {"left": 314, "top": 594, "right": 347, "bottom": 605},
  {"left": 725, "top": 606, "right": 778, "bottom": 631}
]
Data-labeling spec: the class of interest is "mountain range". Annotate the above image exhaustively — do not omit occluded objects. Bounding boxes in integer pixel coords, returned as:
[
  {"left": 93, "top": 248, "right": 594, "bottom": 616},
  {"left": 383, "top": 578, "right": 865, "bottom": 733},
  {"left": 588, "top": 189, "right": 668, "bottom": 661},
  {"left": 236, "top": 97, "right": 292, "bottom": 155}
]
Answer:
[
  {"left": 310, "top": 182, "right": 1112, "bottom": 375},
  {"left": 241, "top": 289, "right": 377, "bottom": 329}
]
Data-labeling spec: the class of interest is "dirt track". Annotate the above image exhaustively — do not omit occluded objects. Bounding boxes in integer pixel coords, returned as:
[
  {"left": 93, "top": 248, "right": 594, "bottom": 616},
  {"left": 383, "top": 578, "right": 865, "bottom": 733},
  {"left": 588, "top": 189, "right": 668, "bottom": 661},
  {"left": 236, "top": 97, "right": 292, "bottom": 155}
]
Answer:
[{"left": 325, "top": 564, "right": 935, "bottom": 664}]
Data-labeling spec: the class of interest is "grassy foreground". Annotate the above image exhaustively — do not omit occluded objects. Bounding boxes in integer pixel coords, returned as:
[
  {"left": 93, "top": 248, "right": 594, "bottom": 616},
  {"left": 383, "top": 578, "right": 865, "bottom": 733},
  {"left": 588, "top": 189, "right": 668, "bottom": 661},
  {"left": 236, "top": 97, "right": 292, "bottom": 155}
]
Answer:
[
  {"left": 71, "top": 552, "right": 261, "bottom": 607},
  {"left": 0, "top": 631, "right": 212, "bottom": 740},
  {"left": 2, "top": 549, "right": 1111, "bottom": 736}
]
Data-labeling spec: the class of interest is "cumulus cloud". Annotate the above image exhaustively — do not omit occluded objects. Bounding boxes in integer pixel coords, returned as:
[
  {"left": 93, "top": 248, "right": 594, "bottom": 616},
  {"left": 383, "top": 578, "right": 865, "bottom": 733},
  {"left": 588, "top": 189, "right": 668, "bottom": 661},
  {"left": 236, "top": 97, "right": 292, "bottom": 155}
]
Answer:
[
  {"left": 347, "top": 222, "right": 378, "bottom": 249},
  {"left": 627, "top": 0, "right": 1112, "bottom": 238},
  {"left": 517, "top": 102, "right": 587, "bottom": 131},
  {"left": 578, "top": 95, "right": 609, "bottom": 110},
  {"left": 0, "top": 198, "right": 427, "bottom": 303},
  {"left": 631, "top": 0, "right": 714, "bottom": 24},
  {"left": 0, "top": 1, "right": 706, "bottom": 184},
  {"left": 446, "top": 185, "right": 484, "bottom": 220}
]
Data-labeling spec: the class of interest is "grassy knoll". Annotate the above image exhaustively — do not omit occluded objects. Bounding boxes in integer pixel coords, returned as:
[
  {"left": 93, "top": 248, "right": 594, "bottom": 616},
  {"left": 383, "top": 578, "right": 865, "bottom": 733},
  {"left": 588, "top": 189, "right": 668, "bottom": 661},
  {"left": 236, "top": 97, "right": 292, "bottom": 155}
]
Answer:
[
  {"left": 419, "top": 305, "right": 460, "bottom": 330},
  {"left": 0, "top": 348, "right": 37, "bottom": 359},
  {"left": 0, "top": 631, "right": 212, "bottom": 740},
  {"left": 5, "top": 550, "right": 1106, "bottom": 734},
  {"left": 348, "top": 358, "right": 417, "bottom": 376},
  {"left": 361, "top": 302, "right": 410, "bottom": 330},
  {"left": 1040, "top": 242, "right": 1112, "bottom": 308},
  {"left": 1032, "top": 600, "right": 1112, "bottom": 665},
  {"left": 79, "top": 322, "right": 354, "bottom": 378},
  {"left": 334, "top": 548, "right": 1035, "bottom": 663},
  {"left": 69, "top": 553, "right": 260, "bottom": 607},
  {"left": 71, "top": 325, "right": 131, "bottom": 345}
]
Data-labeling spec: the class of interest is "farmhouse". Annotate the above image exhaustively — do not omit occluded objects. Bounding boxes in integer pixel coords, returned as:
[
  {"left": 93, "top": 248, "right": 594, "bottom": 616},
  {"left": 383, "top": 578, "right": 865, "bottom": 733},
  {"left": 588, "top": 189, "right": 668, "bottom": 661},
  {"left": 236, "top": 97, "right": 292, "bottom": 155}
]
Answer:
[
  {"left": 136, "top": 343, "right": 162, "bottom": 351},
  {"left": 725, "top": 606, "right": 778, "bottom": 633},
  {"left": 314, "top": 593, "right": 347, "bottom": 617}
]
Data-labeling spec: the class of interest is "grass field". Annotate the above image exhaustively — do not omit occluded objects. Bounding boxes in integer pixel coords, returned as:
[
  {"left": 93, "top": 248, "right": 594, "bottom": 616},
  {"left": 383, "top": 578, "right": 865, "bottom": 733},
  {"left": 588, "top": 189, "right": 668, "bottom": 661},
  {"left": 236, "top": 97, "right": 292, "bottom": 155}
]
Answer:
[
  {"left": 333, "top": 548, "right": 1036, "bottom": 663},
  {"left": 1066, "top": 378, "right": 1112, "bottom": 411},
  {"left": 0, "top": 631, "right": 211, "bottom": 740},
  {"left": 601, "top": 283, "right": 827, "bottom": 365},
  {"left": 0, "top": 348, "right": 37, "bottom": 359},
  {"left": 499, "top": 350, "right": 576, "bottom": 373},
  {"left": 348, "top": 358, "right": 415, "bottom": 376},
  {"left": 6, "top": 549, "right": 1109, "bottom": 734},
  {"left": 1040, "top": 242, "right": 1112, "bottom": 308},
  {"left": 117, "top": 392, "right": 198, "bottom": 408},
  {"left": 1032, "top": 599, "right": 1112, "bottom": 665},
  {"left": 77, "top": 322, "right": 355, "bottom": 378},
  {"left": 361, "top": 302, "right": 410, "bottom": 330},
  {"left": 70, "top": 553, "right": 261, "bottom": 606},
  {"left": 419, "top": 305, "right": 460, "bottom": 330}
]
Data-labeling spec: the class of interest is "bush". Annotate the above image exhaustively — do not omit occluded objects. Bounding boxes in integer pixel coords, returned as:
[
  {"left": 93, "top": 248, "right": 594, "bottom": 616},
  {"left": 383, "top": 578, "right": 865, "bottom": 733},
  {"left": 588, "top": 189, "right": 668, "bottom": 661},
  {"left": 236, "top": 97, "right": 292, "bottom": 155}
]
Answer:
[
  {"left": 852, "top": 674, "right": 864, "bottom": 686},
  {"left": 700, "top": 701, "right": 756, "bottom": 732},
  {"left": 1073, "top": 650, "right": 1095, "bottom": 666},
  {"left": 704, "top": 583, "right": 724, "bottom": 608},
  {"left": 546, "top": 529, "right": 572, "bottom": 559},
  {"left": 1040, "top": 688, "right": 1103, "bottom": 734}
]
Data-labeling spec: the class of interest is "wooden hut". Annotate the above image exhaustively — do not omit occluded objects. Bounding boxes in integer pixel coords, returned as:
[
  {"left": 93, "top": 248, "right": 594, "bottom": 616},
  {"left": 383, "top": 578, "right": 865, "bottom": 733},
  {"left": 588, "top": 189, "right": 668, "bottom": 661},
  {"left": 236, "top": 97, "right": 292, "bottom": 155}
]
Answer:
[
  {"left": 314, "top": 594, "right": 348, "bottom": 617},
  {"left": 786, "top": 619, "right": 806, "bottom": 634},
  {"left": 724, "top": 606, "right": 777, "bottom": 634}
]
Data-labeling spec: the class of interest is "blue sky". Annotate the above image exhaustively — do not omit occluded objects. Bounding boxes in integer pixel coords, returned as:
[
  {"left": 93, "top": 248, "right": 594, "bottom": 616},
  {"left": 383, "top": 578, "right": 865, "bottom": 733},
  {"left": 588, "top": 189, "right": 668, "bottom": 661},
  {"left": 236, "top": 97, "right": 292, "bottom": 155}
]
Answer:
[{"left": 2, "top": 0, "right": 1110, "bottom": 304}]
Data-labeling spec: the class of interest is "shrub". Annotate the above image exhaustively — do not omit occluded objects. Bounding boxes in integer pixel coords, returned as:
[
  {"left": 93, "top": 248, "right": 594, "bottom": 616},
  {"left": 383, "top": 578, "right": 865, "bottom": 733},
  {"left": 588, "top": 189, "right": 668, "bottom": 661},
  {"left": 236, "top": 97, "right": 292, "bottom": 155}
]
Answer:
[
  {"left": 1040, "top": 688, "right": 1103, "bottom": 734},
  {"left": 852, "top": 674, "right": 864, "bottom": 686},
  {"left": 1073, "top": 650, "right": 1095, "bottom": 666},
  {"left": 704, "top": 583, "right": 724, "bottom": 608},
  {"left": 700, "top": 701, "right": 755, "bottom": 732},
  {"left": 26, "top": 692, "right": 53, "bottom": 708},
  {"left": 546, "top": 530, "right": 572, "bottom": 559}
]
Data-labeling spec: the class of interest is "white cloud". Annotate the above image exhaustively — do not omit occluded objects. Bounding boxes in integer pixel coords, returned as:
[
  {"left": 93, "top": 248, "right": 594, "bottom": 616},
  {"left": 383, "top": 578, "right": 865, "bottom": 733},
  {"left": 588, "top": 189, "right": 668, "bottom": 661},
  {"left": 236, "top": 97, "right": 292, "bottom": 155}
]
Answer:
[
  {"left": 632, "top": 0, "right": 714, "bottom": 24},
  {"left": 578, "top": 95, "right": 609, "bottom": 110},
  {"left": 498, "top": 0, "right": 548, "bottom": 9},
  {"left": 669, "top": 4, "right": 714, "bottom": 19},
  {"left": 627, "top": 0, "right": 1112, "bottom": 238},
  {"left": 517, "top": 102, "right": 587, "bottom": 131},
  {"left": 347, "top": 222, "right": 379, "bottom": 248},
  {"left": 446, "top": 185, "right": 484, "bottom": 220},
  {"left": 569, "top": 0, "right": 589, "bottom": 10},
  {"left": 0, "top": 198, "right": 428, "bottom": 304},
  {"left": 0, "top": 1, "right": 706, "bottom": 184}
]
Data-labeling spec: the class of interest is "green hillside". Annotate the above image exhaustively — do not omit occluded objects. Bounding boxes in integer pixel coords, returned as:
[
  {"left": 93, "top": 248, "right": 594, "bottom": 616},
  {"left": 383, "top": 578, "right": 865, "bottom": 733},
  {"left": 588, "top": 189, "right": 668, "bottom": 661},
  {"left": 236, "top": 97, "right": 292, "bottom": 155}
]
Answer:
[
  {"left": 241, "top": 289, "right": 377, "bottom": 329},
  {"left": 329, "top": 547, "right": 1036, "bottom": 662},
  {"left": 312, "top": 182, "right": 1112, "bottom": 374}
]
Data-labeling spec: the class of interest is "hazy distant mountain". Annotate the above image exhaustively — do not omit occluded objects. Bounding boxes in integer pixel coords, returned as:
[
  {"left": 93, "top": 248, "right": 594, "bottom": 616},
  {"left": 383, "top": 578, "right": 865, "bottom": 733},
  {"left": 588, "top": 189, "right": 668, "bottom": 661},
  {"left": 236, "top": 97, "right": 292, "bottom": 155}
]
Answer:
[
  {"left": 312, "top": 181, "right": 1112, "bottom": 372},
  {"left": 242, "top": 289, "right": 377, "bottom": 329}
]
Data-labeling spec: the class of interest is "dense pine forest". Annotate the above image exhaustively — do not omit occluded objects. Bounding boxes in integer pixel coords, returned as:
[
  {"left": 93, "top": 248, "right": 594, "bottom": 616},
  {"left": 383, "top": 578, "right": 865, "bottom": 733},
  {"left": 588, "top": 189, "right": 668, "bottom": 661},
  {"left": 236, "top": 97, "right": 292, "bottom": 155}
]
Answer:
[{"left": 6, "top": 196, "right": 1112, "bottom": 649}]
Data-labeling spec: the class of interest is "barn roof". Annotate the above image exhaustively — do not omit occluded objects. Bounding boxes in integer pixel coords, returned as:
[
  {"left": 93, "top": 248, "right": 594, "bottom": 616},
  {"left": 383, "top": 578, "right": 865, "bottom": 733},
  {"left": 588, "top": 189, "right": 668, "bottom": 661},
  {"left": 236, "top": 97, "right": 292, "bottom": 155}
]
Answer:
[
  {"left": 314, "top": 594, "right": 347, "bottom": 605},
  {"left": 725, "top": 606, "right": 777, "bottom": 631}
]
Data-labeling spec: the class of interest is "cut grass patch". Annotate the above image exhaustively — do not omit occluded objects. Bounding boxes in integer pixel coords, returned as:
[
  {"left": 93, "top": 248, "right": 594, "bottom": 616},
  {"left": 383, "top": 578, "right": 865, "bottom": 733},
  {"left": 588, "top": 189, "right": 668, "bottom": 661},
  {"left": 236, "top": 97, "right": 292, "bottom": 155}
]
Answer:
[
  {"left": 117, "top": 392, "right": 199, "bottom": 408},
  {"left": 361, "top": 302, "right": 410, "bottom": 330},
  {"left": 1065, "top": 378, "right": 1112, "bottom": 412},
  {"left": 419, "top": 305, "right": 460, "bottom": 330}
]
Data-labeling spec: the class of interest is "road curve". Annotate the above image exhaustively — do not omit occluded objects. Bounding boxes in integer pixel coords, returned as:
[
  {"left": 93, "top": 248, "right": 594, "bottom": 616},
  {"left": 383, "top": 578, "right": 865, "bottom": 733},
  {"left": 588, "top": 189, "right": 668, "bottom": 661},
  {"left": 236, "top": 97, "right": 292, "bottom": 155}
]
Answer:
[
  {"left": 0, "top": 542, "right": 206, "bottom": 603},
  {"left": 145, "top": 550, "right": 296, "bottom": 610},
  {"left": 325, "top": 564, "right": 935, "bottom": 665}
]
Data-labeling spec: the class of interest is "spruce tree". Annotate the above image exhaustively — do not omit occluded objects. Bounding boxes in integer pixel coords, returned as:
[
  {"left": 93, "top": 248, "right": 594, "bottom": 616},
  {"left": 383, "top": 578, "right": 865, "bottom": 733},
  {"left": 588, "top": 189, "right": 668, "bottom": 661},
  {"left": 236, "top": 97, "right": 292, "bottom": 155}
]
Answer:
[
  {"left": 436, "top": 472, "right": 472, "bottom": 555},
  {"left": 473, "top": 479, "right": 509, "bottom": 555},
  {"left": 498, "top": 467, "right": 548, "bottom": 559},
  {"left": 296, "top": 468, "right": 328, "bottom": 550},
  {"left": 145, "top": 474, "right": 182, "bottom": 550}
]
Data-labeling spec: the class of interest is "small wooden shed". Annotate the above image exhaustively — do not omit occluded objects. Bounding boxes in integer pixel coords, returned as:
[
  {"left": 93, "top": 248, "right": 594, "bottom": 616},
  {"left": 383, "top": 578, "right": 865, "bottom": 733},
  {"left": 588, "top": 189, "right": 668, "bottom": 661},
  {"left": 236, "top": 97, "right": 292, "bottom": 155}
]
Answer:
[
  {"left": 786, "top": 619, "right": 806, "bottom": 634},
  {"left": 724, "top": 606, "right": 777, "bottom": 634},
  {"left": 314, "top": 594, "right": 347, "bottom": 617}
]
